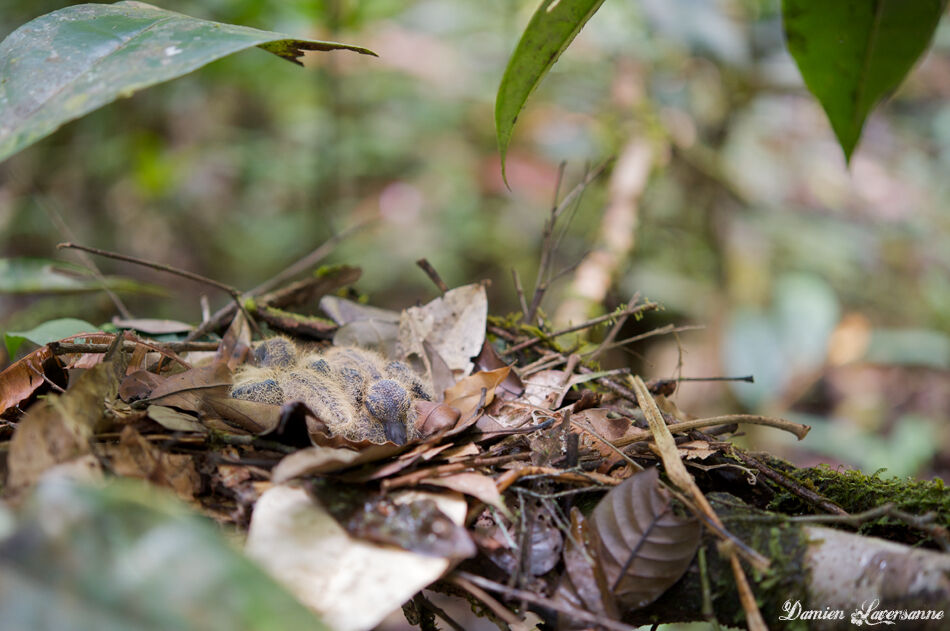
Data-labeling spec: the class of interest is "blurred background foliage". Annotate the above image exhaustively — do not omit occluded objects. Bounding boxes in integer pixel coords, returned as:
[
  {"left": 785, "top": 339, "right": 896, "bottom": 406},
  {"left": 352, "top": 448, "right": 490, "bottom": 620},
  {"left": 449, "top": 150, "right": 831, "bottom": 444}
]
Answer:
[{"left": 1, "top": 0, "right": 948, "bottom": 482}]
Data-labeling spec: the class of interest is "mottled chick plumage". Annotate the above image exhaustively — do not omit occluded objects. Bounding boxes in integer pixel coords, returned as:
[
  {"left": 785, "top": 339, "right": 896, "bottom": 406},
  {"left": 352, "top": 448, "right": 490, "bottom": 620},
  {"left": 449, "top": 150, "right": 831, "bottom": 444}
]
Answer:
[{"left": 230, "top": 339, "right": 433, "bottom": 445}]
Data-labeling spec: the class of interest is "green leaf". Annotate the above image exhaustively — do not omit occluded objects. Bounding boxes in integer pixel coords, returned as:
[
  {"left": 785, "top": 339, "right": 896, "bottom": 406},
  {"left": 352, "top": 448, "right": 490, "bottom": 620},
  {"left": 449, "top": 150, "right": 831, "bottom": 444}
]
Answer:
[
  {"left": 783, "top": 0, "right": 947, "bottom": 161},
  {"left": 4, "top": 317, "right": 98, "bottom": 358},
  {"left": 0, "top": 258, "right": 165, "bottom": 295},
  {"left": 0, "top": 478, "right": 329, "bottom": 631},
  {"left": 494, "top": 0, "right": 606, "bottom": 184},
  {"left": 0, "top": 1, "right": 376, "bottom": 163}
]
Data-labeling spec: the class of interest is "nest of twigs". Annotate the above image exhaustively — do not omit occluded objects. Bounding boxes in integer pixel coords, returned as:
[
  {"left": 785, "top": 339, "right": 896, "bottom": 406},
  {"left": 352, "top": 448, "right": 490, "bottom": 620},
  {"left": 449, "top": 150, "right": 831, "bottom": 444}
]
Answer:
[{"left": 2, "top": 253, "right": 947, "bottom": 631}]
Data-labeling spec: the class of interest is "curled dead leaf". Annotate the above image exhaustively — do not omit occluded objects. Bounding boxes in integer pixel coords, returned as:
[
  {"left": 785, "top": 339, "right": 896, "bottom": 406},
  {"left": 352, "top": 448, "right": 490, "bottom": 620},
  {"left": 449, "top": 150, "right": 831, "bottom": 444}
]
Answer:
[
  {"left": 473, "top": 340, "right": 524, "bottom": 398},
  {"left": 442, "top": 366, "right": 510, "bottom": 421},
  {"left": 414, "top": 400, "right": 461, "bottom": 436}
]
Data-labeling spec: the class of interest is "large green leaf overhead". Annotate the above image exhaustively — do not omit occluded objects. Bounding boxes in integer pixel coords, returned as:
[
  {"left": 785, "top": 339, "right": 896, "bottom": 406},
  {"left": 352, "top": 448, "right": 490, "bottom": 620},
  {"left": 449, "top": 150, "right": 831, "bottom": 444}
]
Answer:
[
  {"left": 494, "top": 0, "right": 606, "bottom": 185},
  {"left": 783, "top": 0, "right": 947, "bottom": 161},
  {"left": 0, "top": 1, "right": 375, "bottom": 163}
]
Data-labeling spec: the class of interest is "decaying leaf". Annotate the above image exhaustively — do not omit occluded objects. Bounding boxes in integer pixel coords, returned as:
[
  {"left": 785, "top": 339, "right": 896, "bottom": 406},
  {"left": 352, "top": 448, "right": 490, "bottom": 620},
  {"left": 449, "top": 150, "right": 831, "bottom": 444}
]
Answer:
[
  {"left": 271, "top": 443, "right": 402, "bottom": 482},
  {"left": 246, "top": 485, "right": 468, "bottom": 631},
  {"left": 0, "top": 330, "right": 119, "bottom": 417},
  {"left": 396, "top": 283, "right": 488, "bottom": 378},
  {"left": 146, "top": 404, "right": 205, "bottom": 432},
  {"left": 473, "top": 340, "right": 525, "bottom": 398},
  {"left": 112, "top": 317, "right": 194, "bottom": 334},
  {"left": 555, "top": 507, "right": 619, "bottom": 627},
  {"left": 6, "top": 361, "right": 118, "bottom": 496},
  {"left": 588, "top": 467, "right": 701, "bottom": 611},
  {"left": 109, "top": 426, "right": 201, "bottom": 500},
  {"left": 414, "top": 400, "right": 462, "bottom": 436},
  {"left": 442, "top": 366, "right": 511, "bottom": 421},
  {"left": 421, "top": 472, "right": 508, "bottom": 516},
  {"left": 522, "top": 370, "right": 569, "bottom": 409}
]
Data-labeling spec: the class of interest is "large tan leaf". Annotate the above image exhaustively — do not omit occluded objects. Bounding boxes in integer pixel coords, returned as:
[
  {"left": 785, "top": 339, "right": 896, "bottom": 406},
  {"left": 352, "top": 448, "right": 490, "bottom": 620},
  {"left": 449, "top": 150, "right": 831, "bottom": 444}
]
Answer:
[
  {"left": 246, "top": 485, "right": 467, "bottom": 631},
  {"left": 588, "top": 467, "right": 701, "bottom": 611},
  {"left": 396, "top": 283, "right": 487, "bottom": 378}
]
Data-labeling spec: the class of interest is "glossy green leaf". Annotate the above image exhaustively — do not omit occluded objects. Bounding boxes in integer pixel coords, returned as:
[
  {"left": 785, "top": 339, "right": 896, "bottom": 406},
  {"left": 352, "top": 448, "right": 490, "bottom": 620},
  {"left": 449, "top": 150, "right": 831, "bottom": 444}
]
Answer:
[
  {"left": 0, "top": 1, "right": 376, "bottom": 163},
  {"left": 4, "top": 317, "right": 99, "bottom": 358},
  {"left": 783, "top": 0, "right": 947, "bottom": 161},
  {"left": 495, "top": 0, "right": 606, "bottom": 184},
  {"left": 0, "top": 258, "right": 165, "bottom": 295},
  {"left": 0, "top": 478, "right": 329, "bottom": 631}
]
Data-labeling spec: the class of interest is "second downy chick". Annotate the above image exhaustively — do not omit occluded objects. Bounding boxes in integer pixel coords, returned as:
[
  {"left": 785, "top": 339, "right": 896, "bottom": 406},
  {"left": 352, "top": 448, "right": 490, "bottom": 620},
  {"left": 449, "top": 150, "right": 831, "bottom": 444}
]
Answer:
[{"left": 231, "top": 338, "right": 432, "bottom": 445}]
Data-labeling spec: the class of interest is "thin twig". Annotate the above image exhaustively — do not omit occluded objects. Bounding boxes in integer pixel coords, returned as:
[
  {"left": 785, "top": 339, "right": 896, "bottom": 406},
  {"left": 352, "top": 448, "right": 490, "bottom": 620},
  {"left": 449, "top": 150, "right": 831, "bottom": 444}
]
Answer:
[
  {"left": 525, "top": 161, "right": 610, "bottom": 324},
  {"left": 588, "top": 293, "right": 640, "bottom": 363},
  {"left": 247, "top": 219, "right": 371, "bottom": 296},
  {"left": 728, "top": 448, "right": 847, "bottom": 516},
  {"left": 58, "top": 242, "right": 240, "bottom": 296},
  {"left": 586, "top": 323, "right": 704, "bottom": 357},
  {"left": 451, "top": 571, "right": 634, "bottom": 631},
  {"left": 50, "top": 340, "right": 219, "bottom": 355},
  {"left": 502, "top": 301, "right": 658, "bottom": 357},
  {"left": 511, "top": 268, "right": 529, "bottom": 320},
  {"left": 187, "top": 222, "right": 367, "bottom": 341},
  {"left": 57, "top": 242, "right": 261, "bottom": 338},
  {"left": 416, "top": 258, "right": 448, "bottom": 294},
  {"left": 448, "top": 575, "right": 529, "bottom": 630},
  {"left": 34, "top": 193, "right": 133, "bottom": 319},
  {"left": 613, "top": 414, "right": 811, "bottom": 447}
]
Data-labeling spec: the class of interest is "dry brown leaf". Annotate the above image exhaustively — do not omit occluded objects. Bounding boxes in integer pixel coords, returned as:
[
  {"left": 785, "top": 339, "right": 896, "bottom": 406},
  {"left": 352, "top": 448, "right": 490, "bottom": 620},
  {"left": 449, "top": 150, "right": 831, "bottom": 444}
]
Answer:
[
  {"left": 271, "top": 444, "right": 402, "bottom": 482},
  {"left": 442, "top": 366, "right": 510, "bottom": 421},
  {"left": 588, "top": 467, "right": 701, "bottom": 611},
  {"left": 146, "top": 405, "right": 205, "bottom": 433},
  {"left": 554, "top": 507, "right": 619, "bottom": 627},
  {"left": 678, "top": 440, "right": 718, "bottom": 460},
  {"left": 216, "top": 310, "right": 252, "bottom": 370},
  {"left": 473, "top": 340, "right": 525, "bottom": 398},
  {"left": 396, "top": 283, "right": 487, "bottom": 379},
  {"left": 110, "top": 426, "right": 201, "bottom": 500},
  {"left": 5, "top": 361, "right": 117, "bottom": 496},
  {"left": 246, "top": 485, "right": 467, "bottom": 631},
  {"left": 119, "top": 369, "right": 163, "bottom": 402},
  {"left": 414, "top": 400, "right": 461, "bottom": 436},
  {"left": 0, "top": 346, "right": 64, "bottom": 417},
  {"left": 422, "top": 472, "right": 509, "bottom": 516},
  {"left": 523, "top": 370, "right": 568, "bottom": 409}
]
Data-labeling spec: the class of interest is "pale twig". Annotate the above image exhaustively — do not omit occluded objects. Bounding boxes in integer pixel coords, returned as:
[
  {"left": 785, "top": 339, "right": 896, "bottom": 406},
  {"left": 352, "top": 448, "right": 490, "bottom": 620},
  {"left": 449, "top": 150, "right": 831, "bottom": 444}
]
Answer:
[
  {"left": 587, "top": 323, "right": 705, "bottom": 356},
  {"left": 511, "top": 268, "right": 529, "bottom": 319},
  {"left": 631, "top": 375, "right": 769, "bottom": 629},
  {"left": 612, "top": 414, "right": 811, "bottom": 447}
]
